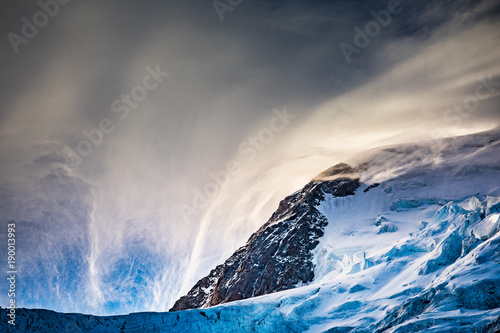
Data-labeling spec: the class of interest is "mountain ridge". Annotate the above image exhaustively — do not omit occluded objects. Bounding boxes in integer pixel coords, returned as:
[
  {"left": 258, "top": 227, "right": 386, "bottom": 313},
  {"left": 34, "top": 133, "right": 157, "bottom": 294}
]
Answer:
[
  {"left": 2, "top": 128, "right": 500, "bottom": 332},
  {"left": 170, "top": 169, "right": 361, "bottom": 311}
]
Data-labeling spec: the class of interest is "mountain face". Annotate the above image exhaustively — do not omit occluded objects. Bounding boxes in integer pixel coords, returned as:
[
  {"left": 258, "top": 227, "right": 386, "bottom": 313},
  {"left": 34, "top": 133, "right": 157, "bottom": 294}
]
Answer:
[
  {"left": 2, "top": 128, "right": 500, "bottom": 332},
  {"left": 171, "top": 164, "right": 361, "bottom": 311}
]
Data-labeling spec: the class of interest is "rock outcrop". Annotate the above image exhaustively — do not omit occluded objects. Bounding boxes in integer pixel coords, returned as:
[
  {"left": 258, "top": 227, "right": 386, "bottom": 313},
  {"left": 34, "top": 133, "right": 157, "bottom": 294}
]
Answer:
[{"left": 170, "top": 165, "right": 360, "bottom": 311}]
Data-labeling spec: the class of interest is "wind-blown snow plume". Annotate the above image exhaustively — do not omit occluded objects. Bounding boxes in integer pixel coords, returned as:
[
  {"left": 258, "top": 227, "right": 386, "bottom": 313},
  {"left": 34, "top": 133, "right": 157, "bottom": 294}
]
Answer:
[{"left": 0, "top": 0, "right": 499, "bottom": 315}]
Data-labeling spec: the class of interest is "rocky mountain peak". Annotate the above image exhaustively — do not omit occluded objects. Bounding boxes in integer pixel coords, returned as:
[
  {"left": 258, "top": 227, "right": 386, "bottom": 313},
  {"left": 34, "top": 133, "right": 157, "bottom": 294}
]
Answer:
[{"left": 170, "top": 164, "right": 361, "bottom": 311}]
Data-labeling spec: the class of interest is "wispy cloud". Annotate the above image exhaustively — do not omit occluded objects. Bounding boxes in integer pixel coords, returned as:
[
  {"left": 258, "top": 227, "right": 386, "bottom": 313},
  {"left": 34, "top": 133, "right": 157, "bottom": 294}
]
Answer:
[{"left": 0, "top": 0, "right": 499, "bottom": 315}]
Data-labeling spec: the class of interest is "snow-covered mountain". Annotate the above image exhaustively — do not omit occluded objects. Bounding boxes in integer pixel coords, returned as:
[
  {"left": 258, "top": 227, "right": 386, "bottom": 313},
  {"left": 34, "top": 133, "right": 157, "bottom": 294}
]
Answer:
[{"left": 2, "top": 127, "right": 500, "bottom": 332}]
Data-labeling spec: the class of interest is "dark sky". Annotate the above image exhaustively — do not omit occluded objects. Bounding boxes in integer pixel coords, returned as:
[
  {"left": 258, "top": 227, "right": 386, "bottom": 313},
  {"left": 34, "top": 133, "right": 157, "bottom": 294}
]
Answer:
[{"left": 1, "top": 0, "right": 499, "bottom": 315}]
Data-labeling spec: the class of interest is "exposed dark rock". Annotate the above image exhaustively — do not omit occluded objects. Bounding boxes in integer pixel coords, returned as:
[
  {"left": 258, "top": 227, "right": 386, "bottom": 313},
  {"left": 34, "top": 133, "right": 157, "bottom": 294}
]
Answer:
[
  {"left": 170, "top": 165, "right": 360, "bottom": 311},
  {"left": 311, "top": 163, "right": 360, "bottom": 182},
  {"left": 363, "top": 183, "right": 380, "bottom": 193}
]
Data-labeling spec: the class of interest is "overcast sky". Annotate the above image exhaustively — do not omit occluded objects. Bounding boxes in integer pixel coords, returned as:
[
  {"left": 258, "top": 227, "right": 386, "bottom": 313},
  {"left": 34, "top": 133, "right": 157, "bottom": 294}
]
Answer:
[{"left": 1, "top": 0, "right": 500, "bottom": 315}]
